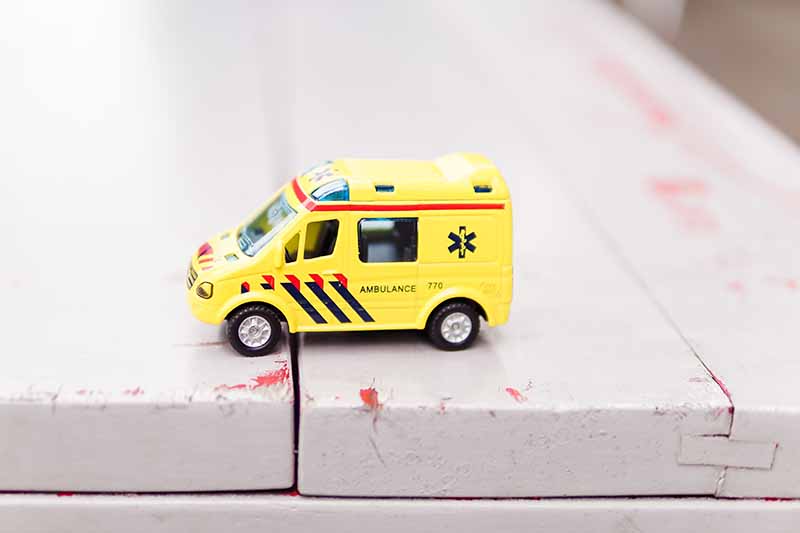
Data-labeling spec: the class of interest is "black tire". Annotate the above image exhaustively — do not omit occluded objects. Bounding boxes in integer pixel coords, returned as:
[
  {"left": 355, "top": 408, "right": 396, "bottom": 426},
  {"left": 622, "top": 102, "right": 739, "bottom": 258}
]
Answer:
[
  {"left": 426, "top": 302, "right": 480, "bottom": 351},
  {"left": 226, "top": 304, "right": 283, "bottom": 357}
]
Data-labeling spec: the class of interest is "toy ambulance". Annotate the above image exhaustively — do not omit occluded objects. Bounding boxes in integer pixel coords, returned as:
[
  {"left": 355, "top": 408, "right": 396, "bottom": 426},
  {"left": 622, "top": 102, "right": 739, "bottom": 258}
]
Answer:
[{"left": 186, "top": 153, "right": 512, "bottom": 356}]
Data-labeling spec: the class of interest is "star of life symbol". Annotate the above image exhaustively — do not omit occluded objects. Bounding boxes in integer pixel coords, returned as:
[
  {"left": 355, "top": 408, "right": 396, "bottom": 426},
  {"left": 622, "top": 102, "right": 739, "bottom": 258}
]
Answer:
[{"left": 447, "top": 226, "right": 477, "bottom": 259}]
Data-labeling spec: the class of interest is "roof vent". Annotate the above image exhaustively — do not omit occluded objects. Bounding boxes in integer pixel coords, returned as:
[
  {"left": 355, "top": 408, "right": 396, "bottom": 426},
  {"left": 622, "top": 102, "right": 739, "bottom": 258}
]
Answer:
[
  {"left": 473, "top": 184, "right": 492, "bottom": 193},
  {"left": 375, "top": 184, "right": 395, "bottom": 193}
]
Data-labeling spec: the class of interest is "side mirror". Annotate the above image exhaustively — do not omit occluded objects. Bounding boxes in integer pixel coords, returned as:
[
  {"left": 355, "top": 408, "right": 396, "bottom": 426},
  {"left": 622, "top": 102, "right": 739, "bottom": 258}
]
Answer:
[{"left": 273, "top": 242, "right": 285, "bottom": 269}]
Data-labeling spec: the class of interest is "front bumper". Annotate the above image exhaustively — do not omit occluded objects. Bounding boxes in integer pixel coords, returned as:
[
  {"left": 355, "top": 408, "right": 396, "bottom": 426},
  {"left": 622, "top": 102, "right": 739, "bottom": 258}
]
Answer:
[{"left": 186, "top": 285, "right": 223, "bottom": 325}]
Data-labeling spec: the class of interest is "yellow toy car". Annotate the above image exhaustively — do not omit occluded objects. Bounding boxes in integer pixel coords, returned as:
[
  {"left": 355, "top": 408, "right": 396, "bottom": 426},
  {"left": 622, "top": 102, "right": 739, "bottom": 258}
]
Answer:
[{"left": 186, "top": 153, "right": 512, "bottom": 356}]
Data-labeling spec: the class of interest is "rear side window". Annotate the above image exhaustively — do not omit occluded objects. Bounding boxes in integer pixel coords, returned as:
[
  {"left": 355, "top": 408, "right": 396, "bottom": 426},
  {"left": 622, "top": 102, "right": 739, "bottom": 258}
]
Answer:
[
  {"left": 304, "top": 219, "right": 339, "bottom": 259},
  {"left": 311, "top": 179, "right": 349, "bottom": 202},
  {"left": 358, "top": 218, "right": 417, "bottom": 263}
]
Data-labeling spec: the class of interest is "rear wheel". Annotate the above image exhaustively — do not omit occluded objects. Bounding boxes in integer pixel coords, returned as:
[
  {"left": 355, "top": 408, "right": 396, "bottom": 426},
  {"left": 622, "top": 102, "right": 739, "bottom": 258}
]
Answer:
[
  {"left": 227, "top": 304, "right": 282, "bottom": 357},
  {"left": 426, "top": 302, "right": 480, "bottom": 351}
]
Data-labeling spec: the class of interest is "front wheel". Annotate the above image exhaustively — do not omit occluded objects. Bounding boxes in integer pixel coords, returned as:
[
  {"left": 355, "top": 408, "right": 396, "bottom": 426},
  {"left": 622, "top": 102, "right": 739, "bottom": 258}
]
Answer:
[
  {"left": 426, "top": 302, "right": 480, "bottom": 351},
  {"left": 227, "top": 304, "right": 283, "bottom": 357}
]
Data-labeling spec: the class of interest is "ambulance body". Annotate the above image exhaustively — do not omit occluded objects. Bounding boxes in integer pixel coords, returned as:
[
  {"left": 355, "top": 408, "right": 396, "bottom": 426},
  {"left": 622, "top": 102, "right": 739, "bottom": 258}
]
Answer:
[{"left": 187, "top": 153, "right": 512, "bottom": 356}]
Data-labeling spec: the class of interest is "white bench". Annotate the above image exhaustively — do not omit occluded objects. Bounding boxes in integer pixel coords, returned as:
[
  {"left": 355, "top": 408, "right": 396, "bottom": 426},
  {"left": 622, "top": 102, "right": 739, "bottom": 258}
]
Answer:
[{"left": 1, "top": 1, "right": 798, "bottom": 530}]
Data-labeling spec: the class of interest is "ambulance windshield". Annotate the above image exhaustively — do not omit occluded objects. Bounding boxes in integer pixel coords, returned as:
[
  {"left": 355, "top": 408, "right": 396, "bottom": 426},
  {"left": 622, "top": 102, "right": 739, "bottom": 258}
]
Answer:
[{"left": 238, "top": 192, "right": 297, "bottom": 257}]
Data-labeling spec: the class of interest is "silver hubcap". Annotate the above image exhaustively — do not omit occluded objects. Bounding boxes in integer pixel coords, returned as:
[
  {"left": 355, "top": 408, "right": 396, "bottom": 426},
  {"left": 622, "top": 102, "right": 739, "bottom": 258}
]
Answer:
[
  {"left": 238, "top": 315, "right": 272, "bottom": 348},
  {"left": 440, "top": 311, "right": 472, "bottom": 344}
]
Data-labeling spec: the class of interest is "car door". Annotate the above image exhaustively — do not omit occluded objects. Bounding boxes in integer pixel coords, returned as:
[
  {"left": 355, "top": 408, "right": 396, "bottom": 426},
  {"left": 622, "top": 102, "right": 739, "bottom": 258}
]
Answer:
[
  {"left": 342, "top": 214, "right": 420, "bottom": 328},
  {"left": 278, "top": 214, "right": 350, "bottom": 331}
]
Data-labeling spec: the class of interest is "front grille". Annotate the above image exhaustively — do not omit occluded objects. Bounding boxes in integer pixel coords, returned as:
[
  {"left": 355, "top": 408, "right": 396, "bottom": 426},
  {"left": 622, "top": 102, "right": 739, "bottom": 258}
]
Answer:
[{"left": 186, "top": 263, "right": 198, "bottom": 289}]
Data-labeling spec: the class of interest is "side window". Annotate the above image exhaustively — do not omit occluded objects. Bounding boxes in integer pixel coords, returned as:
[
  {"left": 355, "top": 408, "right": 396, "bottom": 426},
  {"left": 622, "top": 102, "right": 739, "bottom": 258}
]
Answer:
[
  {"left": 285, "top": 232, "right": 300, "bottom": 263},
  {"left": 358, "top": 218, "right": 417, "bottom": 263},
  {"left": 304, "top": 219, "right": 339, "bottom": 259},
  {"left": 311, "top": 179, "right": 349, "bottom": 202}
]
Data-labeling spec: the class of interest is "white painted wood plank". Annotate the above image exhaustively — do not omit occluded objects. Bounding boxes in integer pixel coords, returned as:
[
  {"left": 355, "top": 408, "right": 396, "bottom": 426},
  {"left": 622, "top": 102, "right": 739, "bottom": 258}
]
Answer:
[
  {"left": 445, "top": 0, "right": 800, "bottom": 498},
  {"left": 287, "top": 2, "right": 730, "bottom": 497},
  {"left": 4, "top": 0, "right": 794, "bottom": 499},
  {"left": 2, "top": 493, "right": 799, "bottom": 533},
  {"left": 0, "top": 1, "right": 296, "bottom": 491}
]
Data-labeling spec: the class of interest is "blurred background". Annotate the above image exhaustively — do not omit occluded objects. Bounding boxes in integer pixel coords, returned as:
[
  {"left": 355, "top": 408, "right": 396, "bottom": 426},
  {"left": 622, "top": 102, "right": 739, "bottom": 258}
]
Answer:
[
  {"left": 1, "top": 0, "right": 797, "bottom": 257},
  {"left": 0, "top": 0, "right": 796, "bottom": 349},
  {"left": 630, "top": 0, "right": 800, "bottom": 143}
]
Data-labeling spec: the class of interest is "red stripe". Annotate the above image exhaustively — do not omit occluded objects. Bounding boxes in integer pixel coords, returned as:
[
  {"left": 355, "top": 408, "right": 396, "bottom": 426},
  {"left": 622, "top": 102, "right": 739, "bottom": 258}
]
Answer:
[
  {"left": 291, "top": 178, "right": 504, "bottom": 212},
  {"left": 332, "top": 273, "right": 348, "bottom": 289},
  {"left": 285, "top": 274, "right": 301, "bottom": 290},
  {"left": 313, "top": 202, "right": 504, "bottom": 211},
  {"left": 292, "top": 178, "right": 316, "bottom": 210},
  {"left": 198, "top": 257, "right": 214, "bottom": 264}
]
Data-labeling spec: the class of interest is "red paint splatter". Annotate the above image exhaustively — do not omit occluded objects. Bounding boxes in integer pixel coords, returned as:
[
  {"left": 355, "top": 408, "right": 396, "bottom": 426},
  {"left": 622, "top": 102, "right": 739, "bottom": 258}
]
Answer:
[
  {"left": 251, "top": 362, "right": 291, "bottom": 389},
  {"left": 651, "top": 180, "right": 708, "bottom": 196},
  {"left": 765, "top": 276, "right": 800, "bottom": 291},
  {"left": 505, "top": 387, "right": 528, "bottom": 403},
  {"left": 215, "top": 361, "right": 290, "bottom": 392},
  {"left": 437, "top": 397, "right": 453, "bottom": 414},
  {"left": 596, "top": 58, "right": 675, "bottom": 129},
  {"left": 596, "top": 55, "right": 800, "bottom": 221},
  {"left": 360, "top": 387, "right": 381, "bottom": 410},
  {"left": 56, "top": 492, "right": 74, "bottom": 497},
  {"left": 727, "top": 281, "right": 745, "bottom": 293},
  {"left": 649, "top": 178, "right": 718, "bottom": 232},
  {"left": 214, "top": 383, "right": 248, "bottom": 392},
  {"left": 709, "top": 372, "right": 733, "bottom": 403},
  {"left": 705, "top": 368, "right": 734, "bottom": 418},
  {"left": 123, "top": 387, "right": 144, "bottom": 396},
  {"left": 712, "top": 406, "right": 728, "bottom": 419},
  {"left": 678, "top": 127, "right": 800, "bottom": 219},
  {"left": 286, "top": 490, "right": 300, "bottom": 497}
]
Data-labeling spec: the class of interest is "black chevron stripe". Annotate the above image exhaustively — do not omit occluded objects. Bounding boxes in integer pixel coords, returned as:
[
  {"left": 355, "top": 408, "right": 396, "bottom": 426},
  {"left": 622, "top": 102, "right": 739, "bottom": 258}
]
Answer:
[{"left": 306, "top": 282, "right": 351, "bottom": 323}]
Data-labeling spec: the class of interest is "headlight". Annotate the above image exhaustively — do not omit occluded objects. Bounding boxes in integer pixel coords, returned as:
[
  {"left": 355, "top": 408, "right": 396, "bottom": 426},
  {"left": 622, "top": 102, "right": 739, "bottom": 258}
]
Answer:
[{"left": 196, "top": 282, "right": 214, "bottom": 299}]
